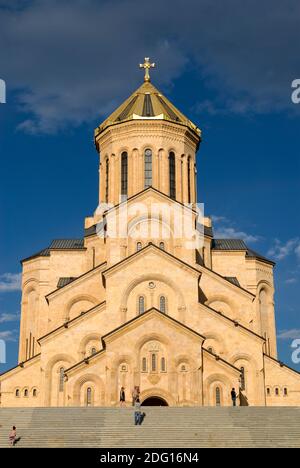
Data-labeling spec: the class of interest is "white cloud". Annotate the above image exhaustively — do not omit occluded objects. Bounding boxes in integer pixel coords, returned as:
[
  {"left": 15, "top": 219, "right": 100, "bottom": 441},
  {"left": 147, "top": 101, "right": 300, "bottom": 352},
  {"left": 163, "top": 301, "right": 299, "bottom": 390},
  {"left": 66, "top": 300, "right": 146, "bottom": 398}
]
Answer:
[
  {"left": 0, "top": 313, "right": 20, "bottom": 323},
  {"left": 0, "top": 330, "right": 18, "bottom": 342},
  {"left": 0, "top": 273, "right": 21, "bottom": 292},
  {"left": 212, "top": 215, "right": 260, "bottom": 244},
  {"left": 277, "top": 329, "right": 300, "bottom": 341},
  {"left": 267, "top": 238, "right": 300, "bottom": 261},
  {"left": 285, "top": 278, "right": 298, "bottom": 285}
]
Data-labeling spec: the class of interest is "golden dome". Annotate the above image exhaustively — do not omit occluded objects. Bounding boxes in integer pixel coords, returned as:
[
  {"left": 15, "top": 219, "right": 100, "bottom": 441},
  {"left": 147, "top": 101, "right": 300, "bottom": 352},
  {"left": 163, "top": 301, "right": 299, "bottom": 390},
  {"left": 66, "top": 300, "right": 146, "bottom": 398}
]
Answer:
[{"left": 94, "top": 80, "right": 201, "bottom": 138}]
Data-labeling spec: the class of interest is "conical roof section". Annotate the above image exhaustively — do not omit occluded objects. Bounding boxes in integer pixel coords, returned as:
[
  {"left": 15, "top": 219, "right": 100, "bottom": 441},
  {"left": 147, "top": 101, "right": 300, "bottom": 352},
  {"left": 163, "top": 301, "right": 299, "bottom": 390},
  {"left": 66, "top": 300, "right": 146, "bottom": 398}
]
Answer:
[{"left": 95, "top": 81, "right": 201, "bottom": 138}]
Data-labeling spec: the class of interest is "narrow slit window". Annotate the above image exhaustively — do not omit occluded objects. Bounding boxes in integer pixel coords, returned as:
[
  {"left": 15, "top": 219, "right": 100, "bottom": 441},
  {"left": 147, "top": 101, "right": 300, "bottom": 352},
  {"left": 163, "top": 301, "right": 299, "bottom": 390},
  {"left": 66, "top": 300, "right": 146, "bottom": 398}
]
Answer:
[
  {"left": 138, "top": 296, "right": 145, "bottom": 315},
  {"left": 159, "top": 296, "right": 166, "bottom": 314},
  {"left": 216, "top": 387, "right": 221, "bottom": 406},
  {"left": 105, "top": 159, "right": 109, "bottom": 203},
  {"left": 59, "top": 367, "right": 64, "bottom": 392},
  {"left": 151, "top": 353, "right": 157, "bottom": 372},
  {"left": 87, "top": 387, "right": 92, "bottom": 406}
]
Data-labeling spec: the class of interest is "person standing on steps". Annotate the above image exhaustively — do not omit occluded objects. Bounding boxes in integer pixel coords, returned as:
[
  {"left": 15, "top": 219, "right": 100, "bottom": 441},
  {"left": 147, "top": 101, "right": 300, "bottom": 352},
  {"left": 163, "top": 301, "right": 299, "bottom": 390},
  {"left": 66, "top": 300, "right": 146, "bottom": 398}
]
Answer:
[
  {"left": 134, "top": 397, "right": 143, "bottom": 425},
  {"left": 120, "top": 386, "right": 126, "bottom": 407},
  {"left": 231, "top": 388, "right": 237, "bottom": 406},
  {"left": 8, "top": 426, "right": 17, "bottom": 447}
]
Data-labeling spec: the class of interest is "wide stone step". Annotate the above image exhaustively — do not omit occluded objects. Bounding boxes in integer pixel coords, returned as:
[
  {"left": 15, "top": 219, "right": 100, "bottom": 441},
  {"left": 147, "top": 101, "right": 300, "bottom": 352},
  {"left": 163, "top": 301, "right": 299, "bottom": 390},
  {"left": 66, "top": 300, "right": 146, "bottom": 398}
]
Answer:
[{"left": 1, "top": 407, "right": 299, "bottom": 448}]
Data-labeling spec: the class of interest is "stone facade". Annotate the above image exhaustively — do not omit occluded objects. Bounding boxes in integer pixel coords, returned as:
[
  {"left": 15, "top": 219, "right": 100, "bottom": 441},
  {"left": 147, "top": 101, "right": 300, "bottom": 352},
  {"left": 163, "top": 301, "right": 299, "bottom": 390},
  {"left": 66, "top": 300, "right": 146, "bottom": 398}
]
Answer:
[{"left": 1, "top": 74, "right": 300, "bottom": 408}]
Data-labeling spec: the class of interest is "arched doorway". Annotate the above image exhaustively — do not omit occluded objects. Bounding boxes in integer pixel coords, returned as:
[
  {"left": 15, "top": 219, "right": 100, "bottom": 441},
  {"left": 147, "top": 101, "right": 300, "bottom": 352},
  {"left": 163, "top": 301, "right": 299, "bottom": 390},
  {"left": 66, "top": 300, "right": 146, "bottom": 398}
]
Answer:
[{"left": 142, "top": 396, "right": 168, "bottom": 406}]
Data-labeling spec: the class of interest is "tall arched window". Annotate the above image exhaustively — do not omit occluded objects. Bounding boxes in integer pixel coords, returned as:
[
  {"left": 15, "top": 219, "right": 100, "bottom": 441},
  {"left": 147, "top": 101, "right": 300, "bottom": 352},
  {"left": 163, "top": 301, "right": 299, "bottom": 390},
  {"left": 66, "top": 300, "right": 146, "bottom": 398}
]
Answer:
[
  {"left": 240, "top": 367, "right": 246, "bottom": 391},
  {"left": 121, "top": 151, "right": 128, "bottom": 198},
  {"left": 142, "top": 357, "right": 147, "bottom": 372},
  {"left": 187, "top": 156, "right": 191, "bottom": 203},
  {"left": 159, "top": 296, "right": 166, "bottom": 314},
  {"left": 169, "top": 152, "right": 176, "bottom": 199},
  {"left": 105, "top": 158, "right": 109, "bottom": 203},
  {"left": 87, "top": 387, "right": 92, "bottom": 406},
  {"left": 215, "top": 387, "right": 221, "bottom": 406},
  {"left": 59, "top": 367, "right": 64, "bottom": 392},
  {"left": 138, "top": 296, "right": 145, "bottom": 315},
  {"left": 144, "top": 149, "right": 152, "bottom": 188},
  {"left": 161, "top": 357, "right": 166, "bottom": 372},
  {"left": 151, "top": 353, "right": 157, "bottom": 372},
  {"left": 24, "top": 389, "right": 28, "bottom": 397},
  {"left": 33, "top": 388, "right": 37, "bottom": 397},
  {"left": 15, "top": 389, "right": 20, "bottom": 398}
]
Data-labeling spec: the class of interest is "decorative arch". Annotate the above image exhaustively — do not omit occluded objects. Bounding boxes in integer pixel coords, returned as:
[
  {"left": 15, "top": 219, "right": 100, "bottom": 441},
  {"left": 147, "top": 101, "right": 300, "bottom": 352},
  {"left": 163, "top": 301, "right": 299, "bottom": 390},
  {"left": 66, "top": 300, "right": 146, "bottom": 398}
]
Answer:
[
  {"left": 203, "top": 331, "right": 227, "bottom": 356},
  {"left": 121, "top": 273, "right": 185, "bottom": 311},
  {"left": 204, "top": 372, "right": 233, "bottom": 406},
  {"left": 78, "top": 333, "right": 102, "bottom": 358},
  {"left": 44, "top": 353, "right": 75, "bottom": 406},
  {"left": 64, "top": 295, "right": 99, "bottom": 322},
  {"left": 205, "top": 294, "right": 237, "bottom": 318},
  {"left": 140, "top": 387, "right": 176, "bottom": 407},
  {"left": 72, "top": 373, "right": 105, "bottom": 406}
]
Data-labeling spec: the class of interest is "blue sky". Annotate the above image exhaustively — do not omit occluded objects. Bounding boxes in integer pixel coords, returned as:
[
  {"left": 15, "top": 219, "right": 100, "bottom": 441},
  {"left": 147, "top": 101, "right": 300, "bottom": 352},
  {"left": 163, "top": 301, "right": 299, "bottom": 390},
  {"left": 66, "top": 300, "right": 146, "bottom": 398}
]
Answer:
[{"left": 0, "top": 0, "right": 299, "bottom": 373}]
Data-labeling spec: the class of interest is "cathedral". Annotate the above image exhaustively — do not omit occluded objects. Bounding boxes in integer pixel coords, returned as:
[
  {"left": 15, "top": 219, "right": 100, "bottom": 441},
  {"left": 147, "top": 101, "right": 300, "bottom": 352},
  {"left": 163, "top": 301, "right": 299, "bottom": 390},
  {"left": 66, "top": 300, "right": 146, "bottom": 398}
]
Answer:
[{"left": 1, "top": 59, "right": 300, "bottom": 408}]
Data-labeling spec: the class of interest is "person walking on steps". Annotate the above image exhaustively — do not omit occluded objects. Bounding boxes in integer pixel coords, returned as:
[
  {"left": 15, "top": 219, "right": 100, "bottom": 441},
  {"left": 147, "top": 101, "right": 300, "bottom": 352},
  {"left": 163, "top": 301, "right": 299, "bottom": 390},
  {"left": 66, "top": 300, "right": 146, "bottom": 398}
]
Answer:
[
  {"left": 8, "top": 426, "right": 17, "bottom": 447},
  {"left": 120, "top": 386, "right": 126, "bottom": 407},
  {"left": 231, "top": 388, "right": 237, "bottom": 406}
]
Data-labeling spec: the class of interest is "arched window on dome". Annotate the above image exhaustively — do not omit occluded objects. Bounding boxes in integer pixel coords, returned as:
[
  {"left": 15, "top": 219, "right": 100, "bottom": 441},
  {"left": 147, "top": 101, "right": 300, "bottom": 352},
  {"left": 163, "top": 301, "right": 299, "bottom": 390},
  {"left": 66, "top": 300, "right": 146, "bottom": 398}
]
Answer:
[
  {"left": 33, "top": 388, "right": 37, "bottom": 397},
  {"left": 24, "top": 389, "right": 28, "bottom": 397},
  {"left": 169, "top": 152, "right": 176, "bottom": 199},
  {"left": 159, "top": 296, "right": 166, "bottom": 314},
  {"left": 121, "top": 151, "right": 128, "bottom": 199},
  {"left": 144, "top": 149, "right": 152, "bottom": 188},
  {"left": 138, "top": 296, "right": 145, "bottom": 315},
  {"left": 105, "top": 158, "right": 109, "bottom": 203},
  {"left": 15, "top": 389, "right": 20, "bottom": 398},
  {"left": 187, "top": 156, "right": 192, "bottom": 203},
  {"left": 215, "top": 387, "right": 221, "bottom": 406},
  {"left": 59, "top": 367, "right": 64, "bottom": 392}
]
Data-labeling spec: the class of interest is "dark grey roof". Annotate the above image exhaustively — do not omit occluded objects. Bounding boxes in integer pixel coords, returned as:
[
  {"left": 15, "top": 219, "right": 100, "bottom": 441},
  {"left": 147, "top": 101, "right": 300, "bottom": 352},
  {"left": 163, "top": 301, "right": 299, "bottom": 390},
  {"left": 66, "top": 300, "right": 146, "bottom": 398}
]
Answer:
[
  {"left": 49, "top": 239, "right": 84, "bottom": 249},
  {"left": 212, "top": 239, "right": 248, "bottom": 251},
  {"left": 212, "top": 239, "right": 275, "bottom": 265},
  {"left": 21, "top": 248, "right": 50, "bottom": 263},
  {"left": 246, "top": 248, "right": 275, "bottom": 265},
  {"left": 224, "top": 276, "right": 240, "bottom": 287},
  {"left": 85, "top": 224, "right": 97, "bottom": 237},
  {"left": 57, "top": 277, "right": 78, "bottom": 289}
]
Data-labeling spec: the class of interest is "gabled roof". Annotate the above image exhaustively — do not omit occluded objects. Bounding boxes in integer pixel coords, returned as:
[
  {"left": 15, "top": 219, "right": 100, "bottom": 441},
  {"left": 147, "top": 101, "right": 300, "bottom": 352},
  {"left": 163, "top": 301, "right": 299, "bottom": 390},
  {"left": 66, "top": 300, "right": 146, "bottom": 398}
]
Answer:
[
  {"left": 94, "top": 80, "right": 201, "bottom": 139},
  {"left": 102, "top": 242, "right": 201, "bottom": 280},
  {"left": 65, "top": 307, "right": 206, "bottom": 375}
]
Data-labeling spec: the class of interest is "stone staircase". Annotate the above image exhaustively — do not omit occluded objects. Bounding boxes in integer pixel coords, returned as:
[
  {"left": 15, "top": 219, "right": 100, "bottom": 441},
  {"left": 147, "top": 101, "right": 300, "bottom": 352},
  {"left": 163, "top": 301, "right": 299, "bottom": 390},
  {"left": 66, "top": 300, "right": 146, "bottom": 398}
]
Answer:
[{"left": 0, "top": 407, "right": 299, "bottom": 448}]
